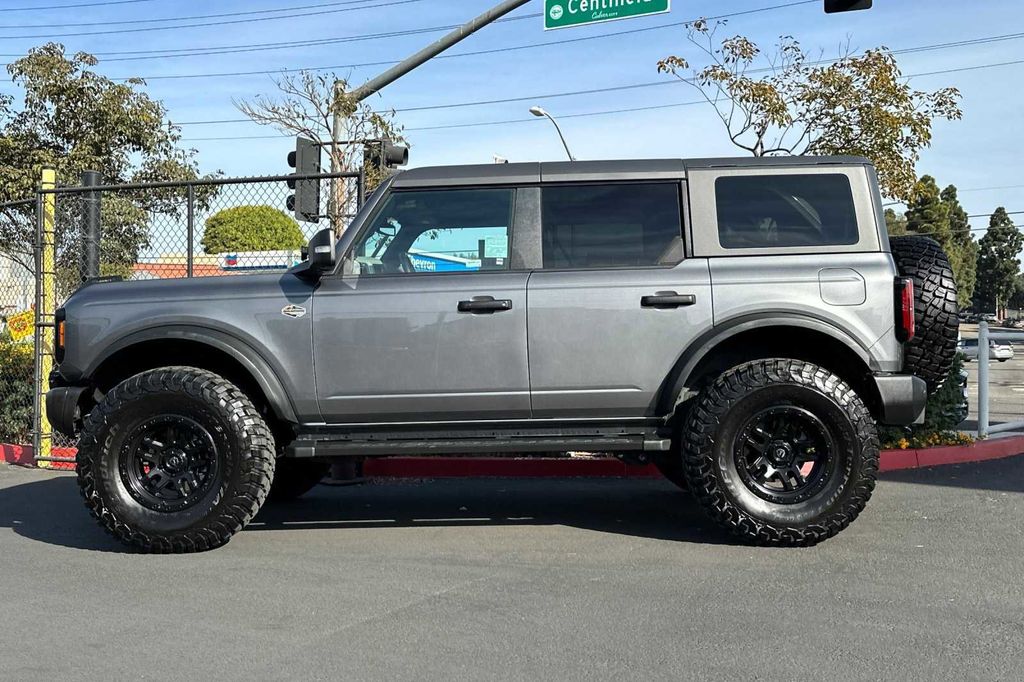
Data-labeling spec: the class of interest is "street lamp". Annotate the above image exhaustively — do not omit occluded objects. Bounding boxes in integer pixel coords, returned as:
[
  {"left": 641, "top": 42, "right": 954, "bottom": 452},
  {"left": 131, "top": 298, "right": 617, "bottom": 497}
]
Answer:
[{"left": 529, "top": 106, "right": 576, "bottom": 162}]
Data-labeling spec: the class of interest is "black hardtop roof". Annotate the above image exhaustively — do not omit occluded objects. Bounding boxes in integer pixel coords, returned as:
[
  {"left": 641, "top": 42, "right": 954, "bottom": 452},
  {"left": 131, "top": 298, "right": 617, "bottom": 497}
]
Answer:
[{"left": 391, "top": 156, "right": 872, "bottom": 188}]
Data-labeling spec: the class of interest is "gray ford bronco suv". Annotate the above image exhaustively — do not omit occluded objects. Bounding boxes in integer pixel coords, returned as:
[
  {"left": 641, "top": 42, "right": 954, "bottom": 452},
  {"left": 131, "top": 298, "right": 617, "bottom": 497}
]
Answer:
[{"left": 47, "top": 156, "right": 958, "bottom": 552}]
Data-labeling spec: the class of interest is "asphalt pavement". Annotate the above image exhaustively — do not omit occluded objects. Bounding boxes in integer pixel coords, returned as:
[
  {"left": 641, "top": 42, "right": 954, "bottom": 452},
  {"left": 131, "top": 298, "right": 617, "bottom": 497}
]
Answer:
[{"left": 1, "top": 458, "right": 1022, "bottom": 680}]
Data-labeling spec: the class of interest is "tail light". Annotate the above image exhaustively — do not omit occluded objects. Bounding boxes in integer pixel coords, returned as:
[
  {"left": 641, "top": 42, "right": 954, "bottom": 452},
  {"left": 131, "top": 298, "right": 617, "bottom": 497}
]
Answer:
[
  {"left": 54, "top": 308, "right": 66, "bottom": 363},
  {"left": 895, "top": 277, "right": 915, "bottom": 342}
]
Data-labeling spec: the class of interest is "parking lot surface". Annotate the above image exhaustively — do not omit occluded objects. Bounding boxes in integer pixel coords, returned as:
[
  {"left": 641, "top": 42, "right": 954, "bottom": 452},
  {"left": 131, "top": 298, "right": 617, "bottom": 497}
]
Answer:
[
  {"left": 961, "top": 325, "right": 1024, "bottom": 428},
  {"left": 1, "top": 458, "right": 1022, "bottom": 680}
]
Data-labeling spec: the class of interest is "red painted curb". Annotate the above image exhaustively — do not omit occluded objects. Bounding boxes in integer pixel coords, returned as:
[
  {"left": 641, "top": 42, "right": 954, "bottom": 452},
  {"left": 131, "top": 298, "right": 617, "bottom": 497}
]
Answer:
[
  {"left": 1, "top": 444, "right": 76, "bottom": 470},
  {"left": 5, "top": 436, "right": 1024, "bottom": 478}
]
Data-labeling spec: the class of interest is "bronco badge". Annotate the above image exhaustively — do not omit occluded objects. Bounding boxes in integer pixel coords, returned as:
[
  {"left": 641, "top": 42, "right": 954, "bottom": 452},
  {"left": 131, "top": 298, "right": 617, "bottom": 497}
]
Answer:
[{"left": 281, "top": 305, "right": 307, "bottom": 319}]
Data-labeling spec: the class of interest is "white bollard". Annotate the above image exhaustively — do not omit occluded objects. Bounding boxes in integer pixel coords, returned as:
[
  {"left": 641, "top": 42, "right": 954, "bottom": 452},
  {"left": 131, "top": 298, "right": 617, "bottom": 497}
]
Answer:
[{"left": 978, "top": 321, "right": 990, "bottom": 438}]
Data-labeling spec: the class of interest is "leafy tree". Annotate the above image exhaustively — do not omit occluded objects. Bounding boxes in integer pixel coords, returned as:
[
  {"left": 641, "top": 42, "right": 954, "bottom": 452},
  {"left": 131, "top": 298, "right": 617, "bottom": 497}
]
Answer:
[
  {"left": 201, "top": 205, "right": 305, "bottom": 255},
  {"left": 884, "top": 208, "right": 907, "bottom": 236},
  {"left": 1008, "top": 273, "right": 1024, "bottom": 312},
  {"left": 236, "top": 71, "right": 406, "bottom": 233},
  {"left": 975, "top": 207, "right": 1023, "bottom": 316},
  {"left": 657, "top": 21, "right": 962, "bottom": 200},
  {"left": 0, "top": 43, "right": 216, "bottom": 282},
  {"left": 901, "top": 176, "right": 976, "bottom": 308},
  {"left": 940, "top": 184, "right": 978, "bottom": 307}
]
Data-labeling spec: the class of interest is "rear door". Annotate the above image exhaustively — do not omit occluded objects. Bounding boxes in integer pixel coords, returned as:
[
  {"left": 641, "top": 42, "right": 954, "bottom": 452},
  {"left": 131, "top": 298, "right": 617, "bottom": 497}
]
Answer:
[{"left": 526, "top": 182, "right": 714, "bottom": 418}]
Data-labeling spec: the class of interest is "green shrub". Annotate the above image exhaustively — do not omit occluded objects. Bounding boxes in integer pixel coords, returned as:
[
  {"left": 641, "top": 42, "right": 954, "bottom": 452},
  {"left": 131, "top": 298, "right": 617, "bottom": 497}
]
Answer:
[
  {"left": 0, "top": 335, "right": 34, "bottom": 444},
  {"left": 879, "top": 354, "right": 971, "bottom": 449},
  {"left": 201, "top": 205, "right": 305, "bottom": 255}
]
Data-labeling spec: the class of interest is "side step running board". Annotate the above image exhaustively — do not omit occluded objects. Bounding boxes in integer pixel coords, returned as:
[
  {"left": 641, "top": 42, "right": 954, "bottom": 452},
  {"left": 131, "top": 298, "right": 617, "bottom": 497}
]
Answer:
[{"left": 287, "top": 435, "right": 672, "bottom": 458}]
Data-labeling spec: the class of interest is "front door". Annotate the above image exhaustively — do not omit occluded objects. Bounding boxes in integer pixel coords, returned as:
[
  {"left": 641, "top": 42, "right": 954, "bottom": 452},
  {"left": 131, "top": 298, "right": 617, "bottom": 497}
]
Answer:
[{"left": 313, "top": 187, "right": 530, "bottom": 423}]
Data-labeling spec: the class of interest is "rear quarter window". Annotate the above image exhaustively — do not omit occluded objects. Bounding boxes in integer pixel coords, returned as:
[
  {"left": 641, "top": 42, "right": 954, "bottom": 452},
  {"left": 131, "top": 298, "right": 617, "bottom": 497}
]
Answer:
[{"left": 715, "top": 173, "right": 858, "bottom": 249}]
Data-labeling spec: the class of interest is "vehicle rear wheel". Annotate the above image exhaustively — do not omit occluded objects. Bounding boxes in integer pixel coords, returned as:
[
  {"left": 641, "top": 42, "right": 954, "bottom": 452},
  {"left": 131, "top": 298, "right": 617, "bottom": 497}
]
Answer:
[
  {"left": 680, "top": 359, "right": 879, "bottom": 547},
  {"left": 889, "top": 235, "right": 959, "bottom": 393},
  {"left": 268, "top": 460, "right": 329, "bottom": 501},
  {"left": 76, "top": 367, "right": 275, "bottom": 553}
]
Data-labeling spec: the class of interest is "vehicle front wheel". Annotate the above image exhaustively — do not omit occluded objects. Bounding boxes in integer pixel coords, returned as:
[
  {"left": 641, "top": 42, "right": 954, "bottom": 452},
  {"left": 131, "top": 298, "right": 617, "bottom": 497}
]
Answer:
[
  {"left": 680, "top": 359, "right": 879, "bottom": 547},
  {"left": 76, "top": 367, "right": 276, "bottom": 553}
]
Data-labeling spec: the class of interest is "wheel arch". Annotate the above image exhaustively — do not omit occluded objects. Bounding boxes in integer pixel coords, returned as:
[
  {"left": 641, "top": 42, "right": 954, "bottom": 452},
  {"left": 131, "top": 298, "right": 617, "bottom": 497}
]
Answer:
[
  {"left": 87, "top": 326, "right": 298, "bottom": 424},
  {"left": 658, "top": 315, "right": 883, "bottom": 420}
]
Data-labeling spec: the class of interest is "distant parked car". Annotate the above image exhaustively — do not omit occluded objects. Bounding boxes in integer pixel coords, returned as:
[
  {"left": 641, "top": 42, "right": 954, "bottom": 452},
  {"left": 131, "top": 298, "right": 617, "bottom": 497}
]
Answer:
[{"left": 959, "top": 338, "right": 1014, "bottom": 362}]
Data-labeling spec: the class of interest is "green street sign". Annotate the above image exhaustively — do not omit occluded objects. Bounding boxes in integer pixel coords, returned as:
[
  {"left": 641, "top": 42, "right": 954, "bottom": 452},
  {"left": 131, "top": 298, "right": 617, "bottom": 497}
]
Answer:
[{"left": 544, "top": 0, "right": 670, "bottom": 30}]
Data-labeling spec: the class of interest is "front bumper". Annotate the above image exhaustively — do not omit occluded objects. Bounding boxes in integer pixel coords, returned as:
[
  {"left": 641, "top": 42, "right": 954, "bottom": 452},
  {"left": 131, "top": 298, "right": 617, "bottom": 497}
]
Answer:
[
  {"left": 45, "top": 385, "right": 90, "bottom": 438},
  {"left": 873, "top": 374, "right": 927, "bottom": 425}
]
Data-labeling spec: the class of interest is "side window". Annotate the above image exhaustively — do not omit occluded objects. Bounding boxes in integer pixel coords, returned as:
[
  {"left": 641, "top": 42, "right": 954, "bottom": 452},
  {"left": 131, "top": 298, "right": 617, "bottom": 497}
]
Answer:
[
  {"left": 350, "top": 188, "right": 513, "bottom": 275},
  {"left": 715, "top": 174, "right": 857, "bottom": 249},
  {"left": 541, "top": 183, "right": 683, "bottom": 269}
]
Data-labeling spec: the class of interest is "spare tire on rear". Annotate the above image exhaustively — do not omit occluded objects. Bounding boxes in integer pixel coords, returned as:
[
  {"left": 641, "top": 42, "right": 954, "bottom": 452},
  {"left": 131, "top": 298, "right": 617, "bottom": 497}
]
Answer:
[{"left": 889, "top": 235, "right": 959, "bottom": 394}]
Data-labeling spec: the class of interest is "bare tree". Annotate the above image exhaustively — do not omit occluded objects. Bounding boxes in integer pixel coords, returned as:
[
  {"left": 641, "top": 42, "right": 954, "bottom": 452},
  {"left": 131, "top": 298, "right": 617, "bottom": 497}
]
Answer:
[{"left": 236, "top": 71, "right": 405, "bottom": 233}]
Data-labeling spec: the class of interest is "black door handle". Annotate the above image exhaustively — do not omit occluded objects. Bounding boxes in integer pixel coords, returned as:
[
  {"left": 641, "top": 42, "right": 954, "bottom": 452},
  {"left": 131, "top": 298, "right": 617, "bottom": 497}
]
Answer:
[
  {"left": 458, "top": 297, "right": 513, "bottom": 314},
  {"left": 641, "top": 292, "right": 697, "bottom": 309}
]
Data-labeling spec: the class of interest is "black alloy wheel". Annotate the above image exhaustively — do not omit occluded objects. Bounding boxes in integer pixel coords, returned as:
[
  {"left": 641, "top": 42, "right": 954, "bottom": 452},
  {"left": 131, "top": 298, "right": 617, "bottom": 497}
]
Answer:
[
  {"left": 734, "top": 406, "right": 835, "bottom": 504},
  {"left": 119, "top": 415, "right": 221, "bottom": 513}
]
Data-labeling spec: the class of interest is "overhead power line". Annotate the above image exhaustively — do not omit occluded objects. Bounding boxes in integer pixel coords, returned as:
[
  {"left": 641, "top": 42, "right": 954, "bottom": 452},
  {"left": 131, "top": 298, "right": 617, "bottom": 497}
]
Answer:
[
  {"left": 181, "top": 99, "right": 710, "bottom": 140},
  {"left": 0, "top": 0, "right": 425, "bottom": 40},
  {"left": 89, "top": 25, "right": 1024, "bottom": 87},
  {"left": 0, "top": 0, "right": 158, "bottom": 10},
  {"left": 959, "top": 184, "right": 1024, "bottom": 193},
  {"left": 0, "top": 0, "right": 399, "bottom": 29},
  {"left": 177, "top": 53, "right": 1024, "bottom": 140},
  {"left": 967, "top": 211, "right": 1024, "bottom": 219},
  {"left": 1, "top": 0, "right": 816, "bottom": 62}
]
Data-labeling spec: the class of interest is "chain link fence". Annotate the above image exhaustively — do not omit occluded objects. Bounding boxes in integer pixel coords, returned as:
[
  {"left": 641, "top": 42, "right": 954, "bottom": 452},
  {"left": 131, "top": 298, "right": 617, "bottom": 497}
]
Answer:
[
  {"left": 0, "top": 172, "right": 363, "bottom": 461},
  {"left": 0, "top": 199, "right": 39, "bottom": 449}
]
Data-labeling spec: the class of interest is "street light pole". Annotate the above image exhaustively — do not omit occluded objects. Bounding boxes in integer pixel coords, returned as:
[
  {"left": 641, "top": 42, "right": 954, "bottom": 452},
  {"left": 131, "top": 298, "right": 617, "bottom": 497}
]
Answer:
[{"left": 530, "top": 106, "right": 576, "bottom": 161}]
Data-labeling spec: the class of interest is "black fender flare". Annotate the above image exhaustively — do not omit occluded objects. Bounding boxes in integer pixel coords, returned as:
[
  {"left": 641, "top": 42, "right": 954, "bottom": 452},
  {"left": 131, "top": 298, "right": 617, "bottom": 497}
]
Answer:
[
  {"left": 85, "top": 325, "right": 299, "bottom": 423},
  {"left": 658, "top": 313, "right": 876, "bottom": 414}
]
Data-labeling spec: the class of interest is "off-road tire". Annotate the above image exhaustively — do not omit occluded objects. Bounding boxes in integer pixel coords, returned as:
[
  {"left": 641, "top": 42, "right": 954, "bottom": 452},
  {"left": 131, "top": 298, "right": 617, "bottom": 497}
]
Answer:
[
  {"left": 76, "top": 367, "right": 275, "bottom": 553},
  {"left": 681, "top": 359, "right": 879, "bottom": 547},
  {"left": 268, "top": 460, "right": 329, "bottom": 502},
  {"left": 889, "top": 235, "right": 959, "bottom": 393}
]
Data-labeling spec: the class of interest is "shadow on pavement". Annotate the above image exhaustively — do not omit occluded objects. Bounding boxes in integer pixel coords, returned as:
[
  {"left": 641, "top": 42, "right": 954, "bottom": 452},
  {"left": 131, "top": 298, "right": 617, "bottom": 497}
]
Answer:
[
  {"left": 0, "top": 473, "right": 736, "bottom": 552},
  {"left": 3, "top": 454, "right": 1021, "bottom": 553},
  {"left": 0, "top": 473, "right": 126, "bottom": 552},
  {"left": 249, "top": 477, "right": 737, "bottom": 546}
]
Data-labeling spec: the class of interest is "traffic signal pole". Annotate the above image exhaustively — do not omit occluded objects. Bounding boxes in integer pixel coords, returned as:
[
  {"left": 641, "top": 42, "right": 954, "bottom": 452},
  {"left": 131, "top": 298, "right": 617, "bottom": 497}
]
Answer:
[
  {"left": 327, "top": 0, "right": 531, "bottom": 230},
  {"left": 347, "top": 0, "right": 533, "bottom": 103}
]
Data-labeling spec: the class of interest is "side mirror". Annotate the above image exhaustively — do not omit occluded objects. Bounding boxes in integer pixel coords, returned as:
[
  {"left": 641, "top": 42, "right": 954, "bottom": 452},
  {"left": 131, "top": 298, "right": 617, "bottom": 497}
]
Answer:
[{"left": 297, "top": 228, "right": 336, "bottom": 280}]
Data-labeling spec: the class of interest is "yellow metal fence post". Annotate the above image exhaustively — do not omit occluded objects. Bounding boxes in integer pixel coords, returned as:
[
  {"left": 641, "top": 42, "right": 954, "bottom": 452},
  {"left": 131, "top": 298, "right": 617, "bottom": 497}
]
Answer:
[{"left": 36, "top": 167, "right": 56, "bottom": 468}]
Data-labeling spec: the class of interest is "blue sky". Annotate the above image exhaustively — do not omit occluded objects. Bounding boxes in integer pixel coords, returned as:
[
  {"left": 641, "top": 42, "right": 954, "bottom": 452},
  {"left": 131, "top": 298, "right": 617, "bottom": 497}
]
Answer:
[{"left": 0, "top": 0, "right": 1021, "bottom": 230}]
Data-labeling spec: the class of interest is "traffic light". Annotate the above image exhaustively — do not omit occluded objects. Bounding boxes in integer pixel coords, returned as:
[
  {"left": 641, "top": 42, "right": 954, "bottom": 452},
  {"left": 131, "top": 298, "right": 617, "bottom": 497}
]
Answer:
[
  {"left": 287, "top": 136, "right": 321, "bottom": 223},
  {"left": 824, "top": 0, "right": 871, "bottom": 12},
  {"left": 363, "top": 139, "right": 409, "bottom": 173}
]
